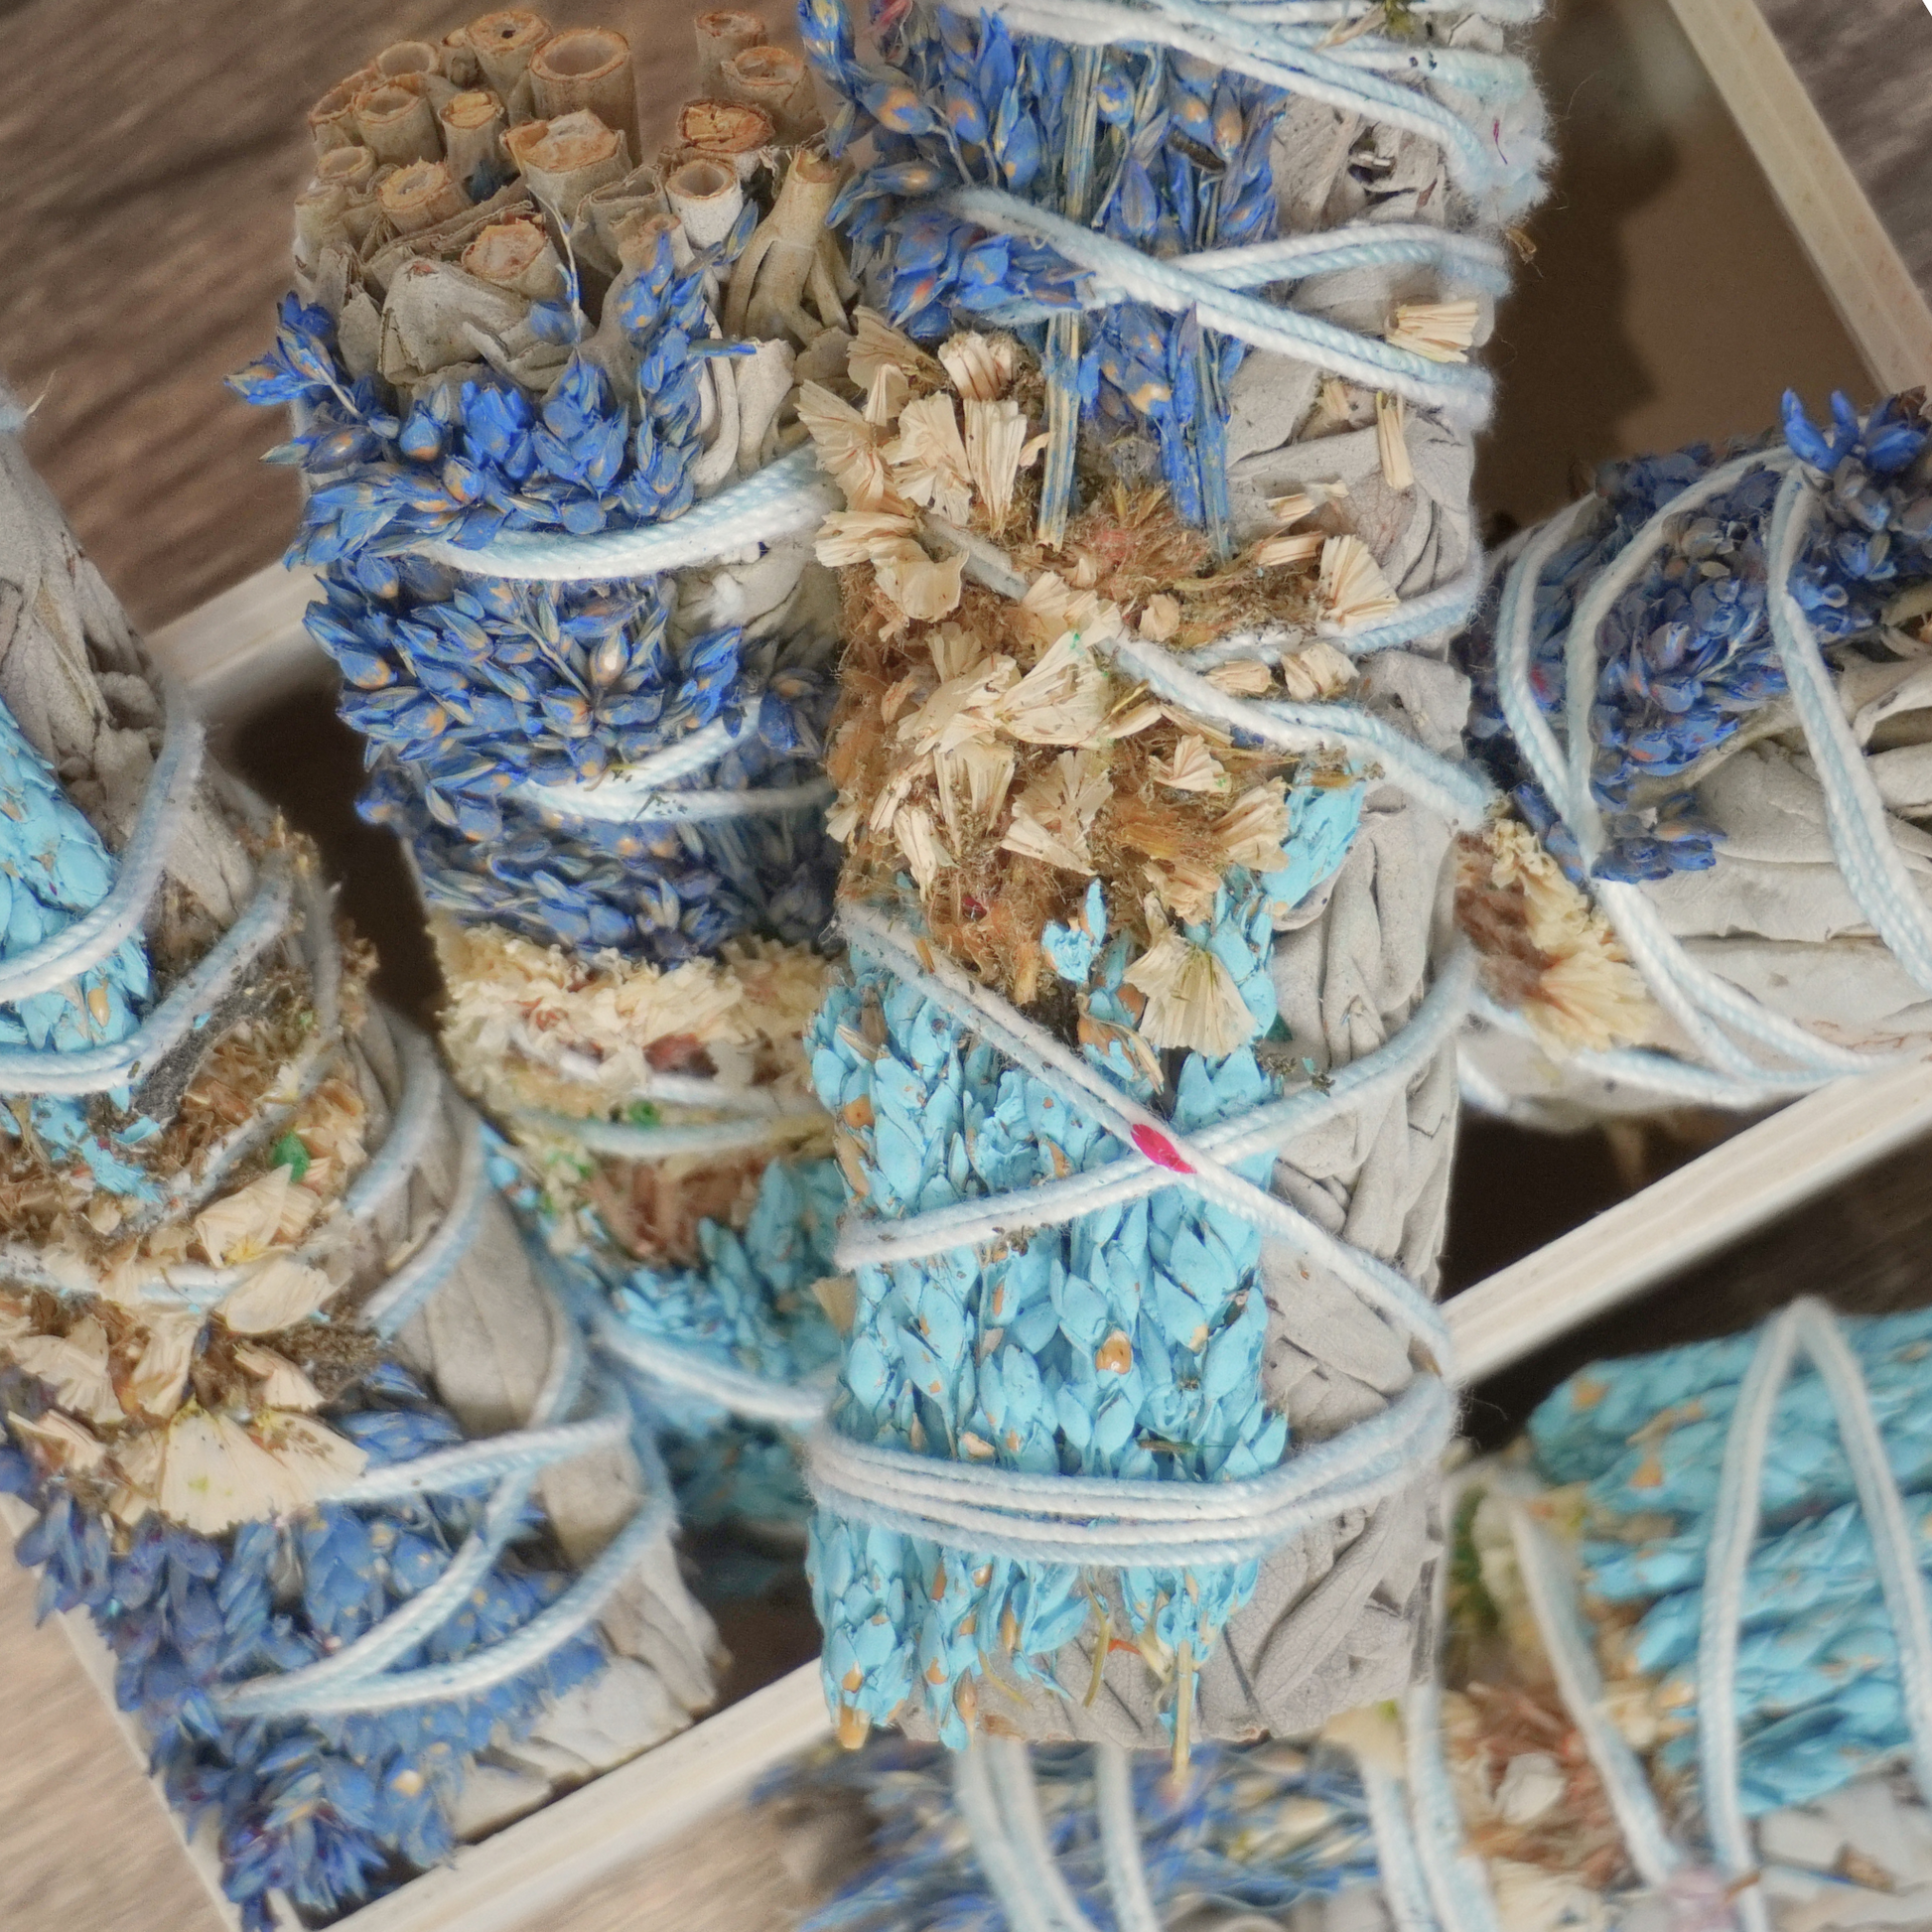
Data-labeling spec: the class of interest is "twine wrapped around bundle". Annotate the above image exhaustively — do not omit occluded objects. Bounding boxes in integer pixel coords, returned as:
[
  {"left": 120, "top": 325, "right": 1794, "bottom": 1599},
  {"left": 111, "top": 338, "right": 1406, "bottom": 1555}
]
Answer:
[
  {"left": 1454, "top": 390, "right": 1932, "bottom": 1124},
  {"left": 756, "top": 1299, "right": 1932, "bottom": 1932},
  {"left": 234, "top": 9, "right": 875, "bottom": 1537},
  {"left": 778, "top": 1730, "right": 1398, "bottom": 1932},
  {"left": 791, "top": 0, "right": 1546, "bottom": 1757},
  {"left": 0, "top": 395, "right": 716, "bottom": 1929},
  {"left": 1417, "top": 1300, "right": 1932, "bottom": 1932}
]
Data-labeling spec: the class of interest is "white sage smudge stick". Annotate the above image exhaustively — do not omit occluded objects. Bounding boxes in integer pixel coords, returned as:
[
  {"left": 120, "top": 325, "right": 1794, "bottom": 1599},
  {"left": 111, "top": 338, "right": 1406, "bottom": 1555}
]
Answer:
[
  {"left": 0, "top": 391, "right": 721, "bottom": 1917},
  {"left": 790, "top": 0, "right": 1547, "bottom": 1759},
  {"left": 1455, "top": 391, "right": 1932, "bottom": 1126}
]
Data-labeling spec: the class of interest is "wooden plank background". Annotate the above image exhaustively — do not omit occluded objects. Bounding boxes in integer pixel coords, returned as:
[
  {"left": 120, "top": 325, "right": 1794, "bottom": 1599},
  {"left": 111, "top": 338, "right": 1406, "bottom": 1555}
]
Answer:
[
  {"left": 0, "top": 0, "right": 737, "bottom": 633},
  {"left": 1754, "top": 0, "right": 1932, "bottom": 313},
  {"left": 0, "top": 0, "right": 1914, "bottom": 1929}
]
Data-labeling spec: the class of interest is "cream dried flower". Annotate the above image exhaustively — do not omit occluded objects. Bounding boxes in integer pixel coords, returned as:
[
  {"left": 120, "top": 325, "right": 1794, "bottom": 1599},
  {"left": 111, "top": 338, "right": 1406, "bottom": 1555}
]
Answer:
[
  {"left": 1482, "top": 818, "right": 1662, "bottom": 1053},
  {"left": 1108, "top": 695, "right": 1166, "bottom": 738},
  {"left": 1218, "top": 782, "right": 1293, "bottom": 873},
  {"left": 938, "top": 331, "right": 1016, "bottom": 401},
  {"left": 826, "top": 793, "right": 862, "bottom": 845},
  {"left": 1385, "top": 299, "right": 1480, "bottom": 363},
  {"left": 894, "top": 803, "right": 952, "bottom": 893},
  {"left": 1375, "top": 391, "right": 1414, "bottom": 490},
  {"left": 932, "top": 740, "right": 1017, "bottom": 842},
  {"left": 816, "top": 507, "right": 919, "bottom": 567},
  {"left": 233, "top": 1344, "right": 326, "bottom": 1413},
  {"left": 1144, "top": 859, "right": 1221, "bottom": 926},
  {"left": 1205, "top": 659, "right": 1273, "bottom": 697},
  {"left": 897, "top": 655, "right": 1019, "bottom": 759},
  {"left": 1153, "top": 736, "right": 1229, "bottom": 794},
  {"left": 1278, "top": 641, "right": 1356, "bottom": 702},
  {"left": 1000, "top": 751, "right": 1111, "bottom": 875},
  {"left": 434, "top": 921, "right": 828, "bottom": 1119},
  {"left": 872, "top": 538, "right": 967, "bottom": 622},
  {"left": 1317, "top": 534, "right": 1401, "bottom": 626},
  {"left": 1139, "top": 594, "right": 1181, "bottom": 641},
  {"left": 882, "top": 393, "right": 973, "bottom": 523},
  {"left": 997, "top": 625, "right": 1117, "bottom": 745},
  {"left": 1012, "top": 573, "right": 1117, "bottom": 654},
  {"left": 863, "top": 362, "right": 910, "bottom": 427},
  {"left": 126, "top": 1312, "right": 205, "bottom": 1423},
  {"left": 1252, "top": 530, "right": 1324, "bottom": 570},
  {"left": 219, "top": 1255, "right": 340, "bottom": 1335},
  {"left": 928, "top": 621, "right": 987, "bottom": 682},
  {"left": 797, "top": 381, "right": 901, "bottom": 512},
  {"left": 868, "top": 754, "right": 933, "bottom": 838},
  {"left": 849, "top": 306, "right": 944, "bottom": 394},
  {"left": 962, "top": 397, "right": 1030, "bottom": 524},
  {"left": 879, "top": 669, "right": 933, "bottom": 725},
  {"left": 13, "top": 1410, "right": 107, "bottom": 1473},
  {"left": 150, "top": 1405, "right": 364, "bottom": 1535},
  {"left": 1123, "top": 922, "right": 1254, "bottom": 1056},
  {"left": 12, "top": 1315, "right": 121, "bottom": 1426},
  {"left": 195, "top": 1167, "right": 297, "bottom": 1268}
]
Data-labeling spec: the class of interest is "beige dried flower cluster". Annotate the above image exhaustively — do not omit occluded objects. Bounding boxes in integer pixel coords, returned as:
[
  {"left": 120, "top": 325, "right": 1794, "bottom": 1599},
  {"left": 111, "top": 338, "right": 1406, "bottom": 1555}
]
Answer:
[
  {"left": 1439, "top": 1488, "right": 1642, "bottom": 1901},
  {"left": 801, "top": 311, "right": 1047, "bottom": 628},
  {"left": 1457, "top": 817, "right": 1665, "bottom": 1054},
  {"left": 1, "top": 1069, "right": 377, "bottom": 1534},
  {"left": 436, "top": 917, "right": 833, "bottom": 1114},
  {"left": 801, "top": 330, "right": 1422, "bottom": 1049},
  {"left": 434, "top": 916, "right": 835, "bottom": 1263}
]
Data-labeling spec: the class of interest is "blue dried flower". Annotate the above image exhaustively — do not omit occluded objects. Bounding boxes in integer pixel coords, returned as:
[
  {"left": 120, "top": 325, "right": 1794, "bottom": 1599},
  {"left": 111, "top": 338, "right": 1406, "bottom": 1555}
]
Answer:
[
  {"left": 805, "top": 874, "right": 1293, "bottom": 1744},
  {"left": 800, "top": 1, "right": 1282, "bottom": 539},
  {"left": 1462, "top": 393, "right": 1932, "bottom": 885},
  {"left": 0, "top": 698, "right": 157, "bottom": 1193},
  {"left": 784, "top": 1731, "right": 1380, "bottom": 1931},
  {"left": 4, "top": 1356, "right": 610, "bottom": 1932},
  {"left": 1532, "top": 1303, "right": 1932, "bottom": 1815}
]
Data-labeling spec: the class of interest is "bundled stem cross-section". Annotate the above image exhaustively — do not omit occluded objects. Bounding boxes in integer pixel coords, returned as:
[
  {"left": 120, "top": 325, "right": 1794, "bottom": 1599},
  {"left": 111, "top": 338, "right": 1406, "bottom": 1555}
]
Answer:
[
  {"left": 0, "top": 395, "right": 716, "bottom": 1930},
  {"left": 790, "top": 0, "right": 1547, "bottom": 1765}
]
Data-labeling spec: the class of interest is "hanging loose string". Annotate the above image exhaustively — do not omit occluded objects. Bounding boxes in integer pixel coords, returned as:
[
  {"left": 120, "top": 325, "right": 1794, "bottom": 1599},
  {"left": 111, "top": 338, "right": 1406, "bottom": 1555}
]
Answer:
[
  {"left": 1486, "top": 443, "right": 1932, "bottom": 1105},
  {"left": 952, "top": 1742, "right": 1068, "bottom": 1932},
  {"left": 1091, "top": 1744, "right": 1163, "bottom": 1932}
]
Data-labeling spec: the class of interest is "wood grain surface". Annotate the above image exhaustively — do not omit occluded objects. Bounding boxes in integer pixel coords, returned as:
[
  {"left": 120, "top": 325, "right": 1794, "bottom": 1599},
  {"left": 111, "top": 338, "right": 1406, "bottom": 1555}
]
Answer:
[{"left": 1755, "top": 0, "right": 1932, "bottom": 310}]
